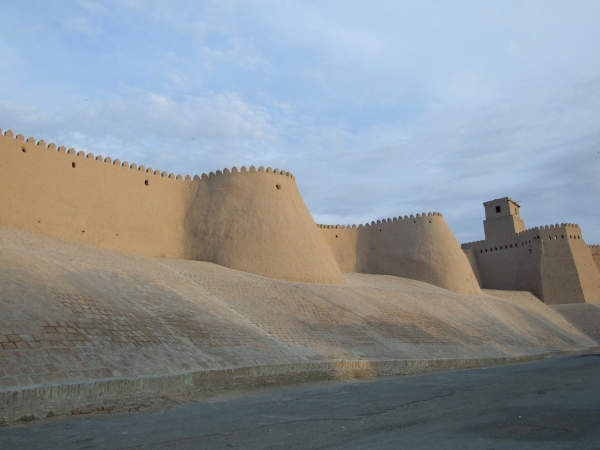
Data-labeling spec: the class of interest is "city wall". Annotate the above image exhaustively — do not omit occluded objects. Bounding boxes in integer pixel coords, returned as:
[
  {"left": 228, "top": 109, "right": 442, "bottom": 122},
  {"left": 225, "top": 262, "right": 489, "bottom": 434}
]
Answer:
[
  {"left": 590, "top": 245, "right": 600, "bottom": 274},
  {"left": 462, "top": 225, "right": 600, "bottom": 304},
  {"left": 318, "top": 214, "right": 482, "bottom": 295},
  {"left": 0, "top": 130, "right": 346, "bottom": 285}
]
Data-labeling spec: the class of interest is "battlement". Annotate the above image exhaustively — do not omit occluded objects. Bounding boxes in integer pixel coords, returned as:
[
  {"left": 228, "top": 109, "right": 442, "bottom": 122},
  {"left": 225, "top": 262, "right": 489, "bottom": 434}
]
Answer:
[
  {"left": 317, "top": 212, "right": 443, "bottom": 229},
  {"left": 462, "top": 223, "right": 583, "bottom": 250},
  {"left": 1, "top": 129, "right": 296, "bottom": 183}
]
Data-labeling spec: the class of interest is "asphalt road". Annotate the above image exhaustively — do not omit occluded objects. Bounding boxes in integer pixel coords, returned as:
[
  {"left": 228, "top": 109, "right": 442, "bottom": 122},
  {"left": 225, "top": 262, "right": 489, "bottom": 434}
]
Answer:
[{"left": 2, "top": 355, "right": 600, "bottom": 449}]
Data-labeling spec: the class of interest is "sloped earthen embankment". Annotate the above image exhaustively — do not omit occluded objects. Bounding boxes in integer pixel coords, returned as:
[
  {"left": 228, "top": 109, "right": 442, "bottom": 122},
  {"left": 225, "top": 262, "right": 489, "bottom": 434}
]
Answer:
[{"left": 0, "top": 226, "right": 596, "bottom": 422}]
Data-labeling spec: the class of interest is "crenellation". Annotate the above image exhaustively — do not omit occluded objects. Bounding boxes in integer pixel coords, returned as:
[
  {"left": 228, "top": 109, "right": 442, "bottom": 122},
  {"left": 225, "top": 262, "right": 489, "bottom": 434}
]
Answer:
[{"left": 2, "top": 129, "right": 301, "bottom": 186}]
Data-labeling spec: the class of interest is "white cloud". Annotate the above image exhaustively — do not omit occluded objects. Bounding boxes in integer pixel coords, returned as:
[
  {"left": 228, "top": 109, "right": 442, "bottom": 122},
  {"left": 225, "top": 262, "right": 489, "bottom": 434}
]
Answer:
[{"left": 1, "top": 1, "right": 600, "bottom": 244}]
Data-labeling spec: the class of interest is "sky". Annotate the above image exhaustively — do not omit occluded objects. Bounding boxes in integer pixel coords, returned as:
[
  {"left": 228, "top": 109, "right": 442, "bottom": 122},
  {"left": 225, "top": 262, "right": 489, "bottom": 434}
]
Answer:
[{"left": 1, "top": 1, "right": 599, "bottom": 243}]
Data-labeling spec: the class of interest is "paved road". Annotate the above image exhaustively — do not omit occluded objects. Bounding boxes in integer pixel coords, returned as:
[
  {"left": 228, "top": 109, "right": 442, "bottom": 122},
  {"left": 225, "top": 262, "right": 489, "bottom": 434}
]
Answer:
[{"left": 2, "top": 355, "right": 600, "bottom": 449}]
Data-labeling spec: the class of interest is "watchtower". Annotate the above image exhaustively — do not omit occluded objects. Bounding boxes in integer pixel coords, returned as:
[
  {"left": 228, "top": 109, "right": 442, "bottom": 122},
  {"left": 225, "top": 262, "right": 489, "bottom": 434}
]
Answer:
[{"left": 482, "top": 197, "right": 525, "bottom": 239}]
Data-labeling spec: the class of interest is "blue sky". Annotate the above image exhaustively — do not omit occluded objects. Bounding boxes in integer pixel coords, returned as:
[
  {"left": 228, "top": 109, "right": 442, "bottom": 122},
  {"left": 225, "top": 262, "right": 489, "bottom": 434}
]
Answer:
[{"left": 1, "top": 1, "right": 599, "bottom": 243}]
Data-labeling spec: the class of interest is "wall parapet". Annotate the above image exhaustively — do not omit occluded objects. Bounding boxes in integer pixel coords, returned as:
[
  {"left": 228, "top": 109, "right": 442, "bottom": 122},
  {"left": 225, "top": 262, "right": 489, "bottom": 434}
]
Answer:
[
  {"left": 316, "top": 212, "right": 444, "bottom": 229},
  {"left": 461, "top": 223, "right": 584, "bottom": 253},
  {"left": 1, "top": 129, "right": 296, "bottom": 183}
]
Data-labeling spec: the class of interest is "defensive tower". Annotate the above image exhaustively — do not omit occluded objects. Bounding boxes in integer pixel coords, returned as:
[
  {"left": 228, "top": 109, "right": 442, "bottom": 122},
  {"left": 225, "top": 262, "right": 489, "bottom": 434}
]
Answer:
[
  {"left": 483, "top": 197, "right": 525, "bottom": 239},
  {"left": 463, "top": 197, "right": 600, "bottom": 304}
]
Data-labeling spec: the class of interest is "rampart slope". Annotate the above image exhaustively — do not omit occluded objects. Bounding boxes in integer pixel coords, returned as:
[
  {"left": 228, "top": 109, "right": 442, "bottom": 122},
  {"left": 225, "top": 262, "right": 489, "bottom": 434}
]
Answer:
[
  {"left": 319, "top": 214, "right": 481, "bottom": 295},
  {"left": 0, "top": 226, "right": 596, "bottom": 420},
  {"left": 0, "top": 130, "right": 345, "bottom": 284}
]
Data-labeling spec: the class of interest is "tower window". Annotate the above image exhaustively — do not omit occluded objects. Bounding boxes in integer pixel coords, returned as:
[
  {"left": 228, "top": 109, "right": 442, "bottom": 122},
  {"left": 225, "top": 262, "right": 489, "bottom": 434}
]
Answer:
[{"left": 495, "top": 206, "right": 501, "bottom": 213}]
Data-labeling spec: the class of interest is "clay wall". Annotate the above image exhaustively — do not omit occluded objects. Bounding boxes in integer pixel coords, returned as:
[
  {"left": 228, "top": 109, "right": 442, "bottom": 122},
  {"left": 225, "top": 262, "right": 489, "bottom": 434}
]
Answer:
[
  {"left": 462, "top": 224, "right": 600, "bottom": 304},
  {"left": 462, "top": 227, "right": 541, "bottom": 293},
  {"left": 482, "top": 197, "right": 525, "bottom": 239},
  {"left": 589, "top": 245, "right": 600, "bottom": 274},
  {"left": 463, "top": 248, "right": 483, "bottom": 288},
  {"left": 0, "top": 130, "right": 345, "bottom": 285},
  {"left": 318, "top": 213, "right": 482, "bottom": 295}
]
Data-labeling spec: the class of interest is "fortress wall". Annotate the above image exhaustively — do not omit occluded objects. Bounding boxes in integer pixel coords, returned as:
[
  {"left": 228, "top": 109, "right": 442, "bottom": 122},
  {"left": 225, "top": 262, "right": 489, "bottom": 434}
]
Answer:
[
  {"left": 567, "top": 237, "right": 600, "bottom": 304},
  {"left": 182, "top": 167, "right": 345, "bottom": 284},
  {"left": 537, "top": 225, "right": 588, "bottom": 304},
  {"left": 463, "top": 228, "right": 540, "bottom": 292},
  {"left": 463, "top": 248, "right": 483, "bottom": 287},
  {"left": 0, "top": 130, "right": 345, "bottom": 284},
  {"left": 462, "top": 224, "right": 600, "bottom": 304},
  {"left": 318, "top": 213, "right": 481, "bottom": 295},
  {"left": 589, "top": 245, "right": 600, "bottom": 274},
  {"left": 0, "top": 131, "right": 189, "bottom": 258}
]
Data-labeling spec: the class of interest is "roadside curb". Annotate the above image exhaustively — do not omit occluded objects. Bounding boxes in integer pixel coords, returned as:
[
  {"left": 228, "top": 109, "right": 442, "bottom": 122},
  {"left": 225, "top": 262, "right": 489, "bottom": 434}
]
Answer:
[{"left": 2, "top": 348, "right": 598, "bottom": 423}]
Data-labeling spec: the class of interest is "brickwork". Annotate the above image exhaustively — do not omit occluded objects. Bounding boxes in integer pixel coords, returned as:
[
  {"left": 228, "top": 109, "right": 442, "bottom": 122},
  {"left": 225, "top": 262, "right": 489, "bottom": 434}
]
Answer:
[
  {"left": 0, "top": 225, "right": 595, "bottom": 396},
  {"left": 551, "top": 303, "right": 600, "bottom": 343}
]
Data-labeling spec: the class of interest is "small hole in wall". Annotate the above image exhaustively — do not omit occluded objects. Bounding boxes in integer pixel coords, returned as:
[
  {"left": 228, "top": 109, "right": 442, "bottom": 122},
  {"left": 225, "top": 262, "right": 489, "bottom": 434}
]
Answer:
[
  {"left": 72, "top": 162, "right": 76, "bottom": 168},
  {"left": 413, "top": 221, "right": 416, "bottom": 223},
  {"left": 145, "top": 180, "right": 149, "bottom": 186},
  {"left": 22, "top": 148, "right": 26, "bottom": 153},
  {"left": 429, "top": 221, "right": 431, "bottom": 223},
  {"left": 81, "top": 230, "right": 85, "bottom": 233},
  {"left": 335, "top": 235, "right": 338, "bottom": 238},
  {"left": 276, "top": 184, "right": 281, "bottom": 190},
  {"left": 379, "top": 229, "right": 382, "bottom": 232}
]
